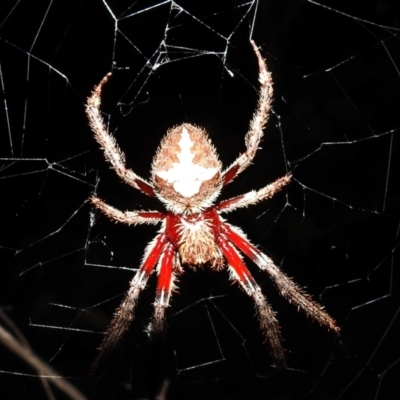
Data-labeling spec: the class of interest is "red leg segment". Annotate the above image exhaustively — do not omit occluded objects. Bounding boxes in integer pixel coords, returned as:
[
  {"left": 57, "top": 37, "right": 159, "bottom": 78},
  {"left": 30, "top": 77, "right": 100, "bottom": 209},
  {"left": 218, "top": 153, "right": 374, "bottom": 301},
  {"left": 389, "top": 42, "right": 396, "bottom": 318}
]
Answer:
[
  {"left": 217, "top": 234, "right": 286, "bottom": 365},
  {"left": 220, "top": 223, "right": 258, "bottom": 260},
  {"left": 221, "top": 223, "right": 339, "bottom": 332},
  {"left": 151, "top": 243, "right": 176, "bottom": 333},
  {"left": 92, "top": 233, "right": 168, "bottom": 373}
]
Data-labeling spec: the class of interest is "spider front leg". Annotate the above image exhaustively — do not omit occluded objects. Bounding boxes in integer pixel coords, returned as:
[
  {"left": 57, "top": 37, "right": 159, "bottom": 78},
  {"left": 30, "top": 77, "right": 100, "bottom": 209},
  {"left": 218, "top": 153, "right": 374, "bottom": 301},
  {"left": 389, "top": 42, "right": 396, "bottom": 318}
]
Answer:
[
  {"left": 86, "top": 74, "right": 155, "bottom": 197},
  {"left": 217, "top": 235, "right": 286, "bottom": 366},
  {"left": 222, "top": 41, "right": 274, "bottom": 185},
  {"left": 91, "top": 233, "right": 168, "bottom": 374}
]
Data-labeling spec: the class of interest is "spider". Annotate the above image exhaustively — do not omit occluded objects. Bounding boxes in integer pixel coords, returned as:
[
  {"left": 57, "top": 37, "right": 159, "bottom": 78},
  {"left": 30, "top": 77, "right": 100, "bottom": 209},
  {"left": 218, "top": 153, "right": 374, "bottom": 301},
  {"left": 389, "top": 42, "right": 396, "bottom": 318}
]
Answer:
[{"left": 86, "top": 41, "right": 339, "bottom": 372}]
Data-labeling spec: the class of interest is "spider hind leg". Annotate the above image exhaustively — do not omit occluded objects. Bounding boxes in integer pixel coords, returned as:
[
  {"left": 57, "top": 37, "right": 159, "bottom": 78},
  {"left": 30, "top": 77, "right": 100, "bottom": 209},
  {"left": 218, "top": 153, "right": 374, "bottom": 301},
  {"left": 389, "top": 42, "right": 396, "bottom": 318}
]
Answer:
[
  {"left": 221, "top": 223, "right": 340, "bottom": 333},
  {"left": 91, "top": 233, "right": 167, "bottom": 374},
  {"left": 217, "top": 235, "right": 286, "bottom": 366}
]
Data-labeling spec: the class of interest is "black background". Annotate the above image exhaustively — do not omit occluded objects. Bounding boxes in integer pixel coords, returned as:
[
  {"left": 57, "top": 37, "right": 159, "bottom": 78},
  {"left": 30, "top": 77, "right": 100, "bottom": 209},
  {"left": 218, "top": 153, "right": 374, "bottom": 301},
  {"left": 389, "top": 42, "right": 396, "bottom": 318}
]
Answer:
[{"left": 1, "top": 1, "right": 399, "bottom": 399}]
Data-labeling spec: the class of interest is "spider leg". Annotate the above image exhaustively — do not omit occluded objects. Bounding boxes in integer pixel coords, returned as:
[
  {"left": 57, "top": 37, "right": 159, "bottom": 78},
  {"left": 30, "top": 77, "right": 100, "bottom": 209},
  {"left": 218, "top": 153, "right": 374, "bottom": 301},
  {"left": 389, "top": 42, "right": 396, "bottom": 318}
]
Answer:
[
  {"left": 218, "top": 174, "right": 291, "bottom": 214},
  {"left": 150, "top": 243, "right": 178, "bottom": 333},
  {"left": 217, "top": 235, "right": 286, "bottom": 366},
  {"left": 221, "top": 223, "right": 340, "bottom": 333},
  {"left": 91, "top": 233, "right": 168, "bottom": 374},
  {"left": 86, "top": 73, "right": 155, "bottom": 197},
  {"left": 222, "top": 41, "right": 273, "bottom": 186},
  {"left": 91, "top": 196, "right": 165, "bottom": 225}
]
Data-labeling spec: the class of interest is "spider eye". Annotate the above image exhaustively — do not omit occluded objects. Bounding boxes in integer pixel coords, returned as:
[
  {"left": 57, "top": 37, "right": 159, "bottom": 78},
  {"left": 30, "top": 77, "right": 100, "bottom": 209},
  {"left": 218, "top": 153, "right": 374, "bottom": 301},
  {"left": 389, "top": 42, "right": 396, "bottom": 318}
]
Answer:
[{"left": 151, "top": 124, "right": 222, "bottom": 211}]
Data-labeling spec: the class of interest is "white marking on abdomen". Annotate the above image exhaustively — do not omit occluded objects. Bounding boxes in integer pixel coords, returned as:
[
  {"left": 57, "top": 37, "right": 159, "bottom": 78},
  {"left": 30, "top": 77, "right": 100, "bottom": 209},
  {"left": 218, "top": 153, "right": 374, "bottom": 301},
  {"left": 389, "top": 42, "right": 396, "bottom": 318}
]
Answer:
[{"left": 156, "top": 127, "right": 218, "bottom": 197}]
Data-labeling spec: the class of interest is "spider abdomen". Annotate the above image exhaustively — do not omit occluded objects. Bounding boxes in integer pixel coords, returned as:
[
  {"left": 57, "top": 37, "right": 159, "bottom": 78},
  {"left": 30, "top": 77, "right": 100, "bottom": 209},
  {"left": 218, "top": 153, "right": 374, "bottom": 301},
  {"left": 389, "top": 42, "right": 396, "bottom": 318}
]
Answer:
[
  {"left": 151, "top": 124, "right": 223, "bottom": 214},
  {"left": 166, "top": 209, "right": 224, "bottom": 267}
]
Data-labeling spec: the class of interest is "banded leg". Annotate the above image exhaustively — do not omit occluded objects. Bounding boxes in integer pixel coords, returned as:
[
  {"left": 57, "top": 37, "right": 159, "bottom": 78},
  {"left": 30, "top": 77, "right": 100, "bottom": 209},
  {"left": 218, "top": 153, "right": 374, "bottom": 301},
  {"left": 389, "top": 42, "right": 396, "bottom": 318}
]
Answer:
[
  {"left": 92, "top": 233, "right": 168, "bottom": 373},
  {"left": 221, "top": 223, "right": 339, "bottom": 333},
  {"left": 217, "top": 235, "right": 286, "bottom": 366},
  {"left": 150, "top": 243, "right": 177, "bottom": 333}
]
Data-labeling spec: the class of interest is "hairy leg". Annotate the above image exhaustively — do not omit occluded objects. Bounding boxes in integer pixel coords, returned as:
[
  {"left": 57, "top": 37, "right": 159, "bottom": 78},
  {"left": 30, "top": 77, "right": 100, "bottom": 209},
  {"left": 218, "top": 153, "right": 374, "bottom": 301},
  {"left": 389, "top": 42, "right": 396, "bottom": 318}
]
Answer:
[
  {"left": 86, "top": 73, "right": 155, "bottom": 196},
  {"left": 91, "top": 196, "right": 165, "bottom": 225},
  {"left": 221, "top": 223, "right": 339, "bottom": 332},
  {"left": 222, "top": 41, "right": 274, "bottom": 185},
  {"left": 91, "top": 233, "right": 168, "bottom": 374},
  {"left": 218, "top": 174, "right": 291, "bottom": 213},
  {"left": 217, "top": 234, "right": 286, "bottom": 366},
  {"left": 150, "top": 243, "right": 177, "bottom": 333}
]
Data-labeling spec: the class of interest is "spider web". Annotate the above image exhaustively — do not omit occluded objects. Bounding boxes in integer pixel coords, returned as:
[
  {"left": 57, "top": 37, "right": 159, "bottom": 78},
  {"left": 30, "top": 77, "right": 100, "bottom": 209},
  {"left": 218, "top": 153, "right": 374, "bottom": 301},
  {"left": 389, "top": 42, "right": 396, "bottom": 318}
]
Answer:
[{"left": 0, "top": 1, "right": 399, "bottom": 399}]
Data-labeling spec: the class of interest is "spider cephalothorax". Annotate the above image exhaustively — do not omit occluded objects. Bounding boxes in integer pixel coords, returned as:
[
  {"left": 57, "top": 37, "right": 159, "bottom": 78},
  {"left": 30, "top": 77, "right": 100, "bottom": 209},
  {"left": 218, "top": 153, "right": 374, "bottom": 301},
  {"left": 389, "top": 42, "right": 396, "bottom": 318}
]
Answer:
[{"left": 87, "top": 41, "right": 339, "bottom": 373}]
